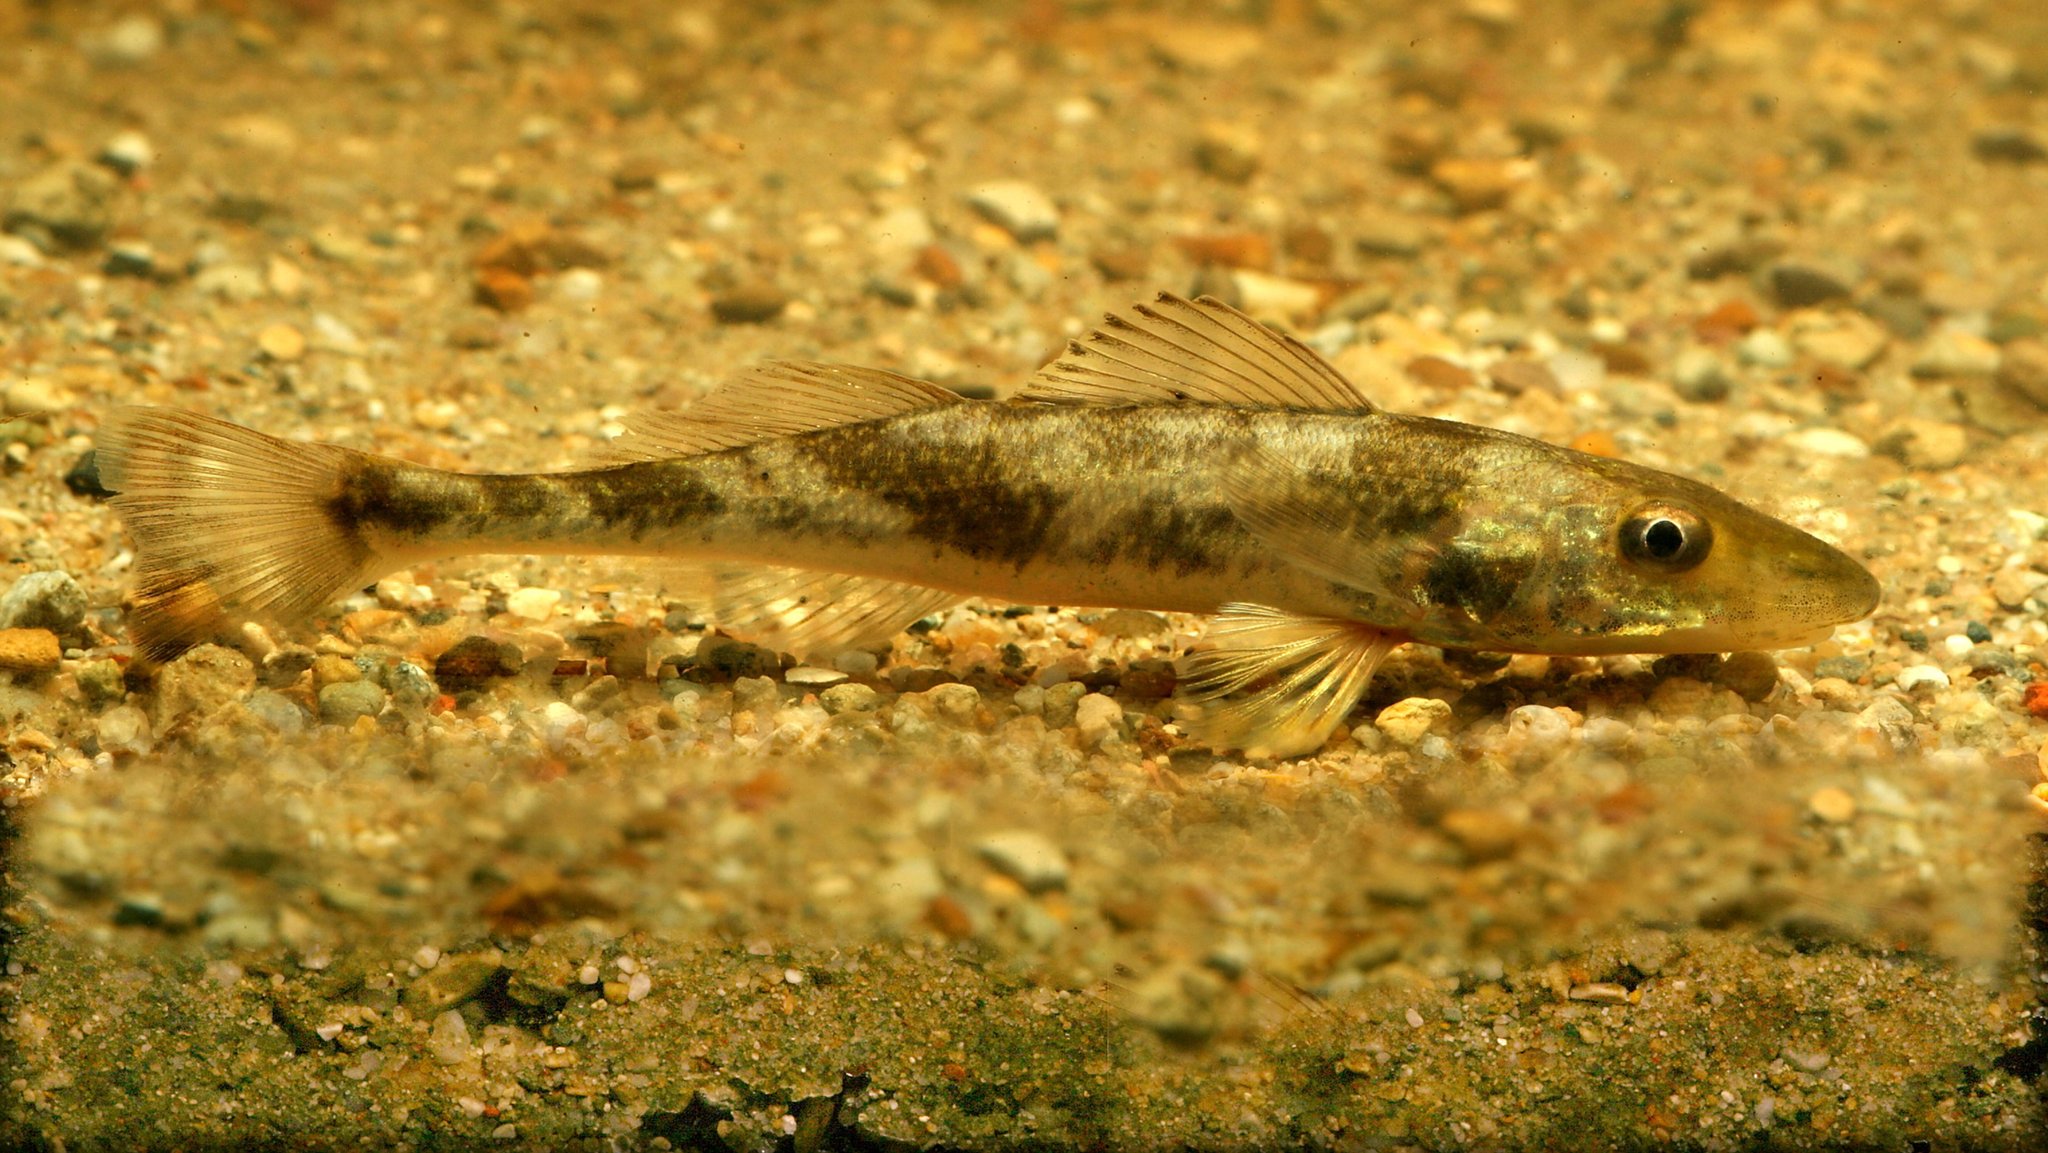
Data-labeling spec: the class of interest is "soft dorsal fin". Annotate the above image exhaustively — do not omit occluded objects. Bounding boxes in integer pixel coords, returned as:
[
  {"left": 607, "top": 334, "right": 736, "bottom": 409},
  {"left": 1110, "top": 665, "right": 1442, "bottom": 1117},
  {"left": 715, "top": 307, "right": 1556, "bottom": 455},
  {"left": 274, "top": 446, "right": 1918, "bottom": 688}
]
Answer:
[
  {"left": 1019, "top": 293, "right": 1378, "bottom": 411},
  {"left": 604, "top": 361, "right": 963, "bottom": 462}
]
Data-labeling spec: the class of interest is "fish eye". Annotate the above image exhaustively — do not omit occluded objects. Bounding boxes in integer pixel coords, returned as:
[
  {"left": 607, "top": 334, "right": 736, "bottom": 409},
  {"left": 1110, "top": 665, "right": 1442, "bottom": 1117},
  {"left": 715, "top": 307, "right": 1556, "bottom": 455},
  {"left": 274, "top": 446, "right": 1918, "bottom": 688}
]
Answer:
[{"left": 1618, "top": 503, "right": 1712, "bottom": 572}]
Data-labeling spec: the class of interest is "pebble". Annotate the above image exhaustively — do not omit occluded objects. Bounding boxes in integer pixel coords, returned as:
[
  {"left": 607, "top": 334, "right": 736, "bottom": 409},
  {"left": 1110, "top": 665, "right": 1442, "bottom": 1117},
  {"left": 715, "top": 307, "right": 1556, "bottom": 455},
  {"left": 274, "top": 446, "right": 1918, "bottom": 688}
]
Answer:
[
  {"left": 1972, "top": 127, "right": 2047, "bottom": 164},
  {"left": 97, "top": 130, "right": 156, "bottom": 176},
  {"left": 257, "top": 323, "right": 307, "bottom": 362},
  {"left": 1429, "top": 157, "right": 1531, "bottom": 213},
  {"left": 1714, "top": 651, "right": 1782, "bottom": 701},
  {"left": 1375, "top": 697, "right": 1450, "bottom": 746},
  {"left": 1768, "top": 262, "right": 1854, "bottom": 308},
  {"left": 1504, "top": 705, "right": 1572, "bottom": 768},
  {"left": 0, "top": 570, "right": 87, "bottom": 635},
  {"left": 74, "top": 658, "right": 125, "bottom": 706},
  {"left": 317, "top": 680, "right": 388, "bottom": 725},
  {"left": 504, "top": 586, "right": 562, "bottom": 622},
  {"left": 403, "top": 948, "right": 505, "bottom": 1013},
  {"left": 976, "top": 830, "right": 1069, "bottom": 893},
  {"left": 1874, "top": 419, "right": 1968, "bottom": 470},
  {"left": 710, "top": 281, "right": 788, "bottom": 324},
  {"left": 1992, "top": 567, "right": 2045, "bottom": 610},
  {"left": 1487, "top": 359, "right": 1559, "bottom": 396},
  {"left": 784, "top": 666, "right": 846, "bottom": 686},
  {"left": 927, "top": 682, "right": 981, "bottom": 726},
  {"left": 1807, "top": 786, "right": 1857, "bottom": 824},
  {"left": 429, "top": 1010, "right": 472, "bottom": 1066},
  {"left": 94, "top": 14, "right": 165, "bottom": 64},
  {"left": 1438, "top": 807, "right": 1523, "bottom": 862},
  {"left": 1669, "top": 347, "right": 1730, "bottom": 401},
  {"left": 5, "top": 161, "right": 118, "bottom": 250},
  {"left": 1192, "top": 121, "right": 1262, "bottom": 183},
  {"left": 732, "top": 676, "right": 779, "bottom": 716},
  {"left": 9, "top": 377, "right": 78, "bottom": 418},
  {"left": 819, "top": 683, "right": 880, "bottom": 715},
  {"left": 94, "top": 703, "right": 151, "bottom": 753},
  {"left": 1789, "top": 312, "right": 1888, "bottom": 370},
  {"left": 1074, "top": 692, "right": 1123, "bottom": 746},
  {"left": 1781, "top": 427, "right": 1868, "bottom": 459},
  {"left": 1911, "top": 328, "right": 2001, "bottom": 379},
  {"left": 1893, "top": 665, "right": 1950, "bottom": 692},
  {"left": 965, "top": 181, "right": 1059, "bottom": 243},
  {"left": 151, "top": 645, "right": 255, "bottom": 726},
  {"left": 434, "top": 635, "right": 523, "bottom": 687},
  {"left": 1735, "top": 329, "right": 1794, "bottom": 367},
  {"left": 1997, "top": 339, "right": 2048, "bottom": 408},
  {"left": 1230, "top": 270, "right": 1322, "bottom": 320},
  {"left": 0, "top": 628, "right": 62, "bottom": 674}
]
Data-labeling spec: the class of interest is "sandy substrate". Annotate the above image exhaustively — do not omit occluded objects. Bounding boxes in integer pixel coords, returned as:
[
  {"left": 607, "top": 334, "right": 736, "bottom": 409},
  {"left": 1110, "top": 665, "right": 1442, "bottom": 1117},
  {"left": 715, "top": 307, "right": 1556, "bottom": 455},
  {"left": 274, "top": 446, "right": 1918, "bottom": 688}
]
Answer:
[{"left": 3, "top": 1, "right": 2047, "bottom": 1149}]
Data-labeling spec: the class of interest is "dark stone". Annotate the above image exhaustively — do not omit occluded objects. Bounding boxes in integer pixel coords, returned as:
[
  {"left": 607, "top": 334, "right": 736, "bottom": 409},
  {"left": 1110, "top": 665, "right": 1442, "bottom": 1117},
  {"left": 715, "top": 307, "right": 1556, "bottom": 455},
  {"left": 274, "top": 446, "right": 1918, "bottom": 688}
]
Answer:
[
  {"left": 434, "top": 635, "right": 523, "bottom": 688},
  {"left": 1770, "top": 263, "right": 1854, "bottom": 308}
]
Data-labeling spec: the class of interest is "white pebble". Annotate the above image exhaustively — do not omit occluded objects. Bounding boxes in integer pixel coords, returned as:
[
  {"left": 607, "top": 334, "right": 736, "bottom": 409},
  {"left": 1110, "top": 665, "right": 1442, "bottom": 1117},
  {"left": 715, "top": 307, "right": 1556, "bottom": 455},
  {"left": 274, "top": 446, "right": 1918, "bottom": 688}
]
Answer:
[
  {"left": 1782, "top": 428, "right": 1869, "bottom": 459},
  {"left": 1942, "top": 633, "right": 1975, "bottom": 658},
  {"left": 413, "top": 945, "right": 441, "bottom": 969},
  {"left": 1074, "top": 692, "right": 1123, "bottom": 746},
  {"left": 1505, "top": 704, "right": 1573, "bottom": 768},
  {"left": 505, "top": 586, "right": 562, "bottom": 621},
  {"left": 1893, "top": 664, "right": 1949, "bottom": 692},
  {"left": 627, "top": 971, "right": 652, "bottom": 1002},
  {"left": 976, "top": 830, "right": 1070, "bottom": 893}
]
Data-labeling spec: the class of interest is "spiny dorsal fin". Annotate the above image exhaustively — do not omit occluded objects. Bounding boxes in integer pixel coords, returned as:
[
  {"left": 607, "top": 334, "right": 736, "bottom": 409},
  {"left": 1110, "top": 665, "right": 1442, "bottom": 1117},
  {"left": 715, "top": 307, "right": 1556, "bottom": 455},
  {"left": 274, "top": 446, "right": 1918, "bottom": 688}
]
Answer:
[
  {"left": 1020, "top": 293, "right": 1377, "bottom": 411},
  {"left": 1179, "top": 603, "right": 1399, "bottom": 758},
  {"left": 679, "top": 563, "right": 962, "bottom": 657},
  {"left": 604, "top": 361, "right": 963, "bottom": 462}
]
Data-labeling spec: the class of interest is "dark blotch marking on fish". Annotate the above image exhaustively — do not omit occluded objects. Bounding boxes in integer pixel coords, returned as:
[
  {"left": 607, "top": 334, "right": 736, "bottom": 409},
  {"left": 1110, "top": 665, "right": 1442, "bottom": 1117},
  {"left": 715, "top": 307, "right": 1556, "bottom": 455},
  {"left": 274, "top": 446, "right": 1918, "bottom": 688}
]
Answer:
[
  {"left": 1422, "top": 546, "right": 1533, "bottom": 624},
  {"left": 1083, "top": 495, "right": 1240, "bottom": 576},
  {"left": 331, "top": 460, "right": 452, "bottom": 548},
  {"left": 801, "top": 427, "right": 1069, "bottom": 569}
]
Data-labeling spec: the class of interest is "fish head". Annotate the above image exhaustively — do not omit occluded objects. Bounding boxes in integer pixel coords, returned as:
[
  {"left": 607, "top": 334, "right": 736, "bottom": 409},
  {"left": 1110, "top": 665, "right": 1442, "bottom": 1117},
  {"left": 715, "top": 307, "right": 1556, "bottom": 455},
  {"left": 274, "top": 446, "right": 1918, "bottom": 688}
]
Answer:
[{"left": 1398, "top": 450, "right": 1880, "bottom": 657}]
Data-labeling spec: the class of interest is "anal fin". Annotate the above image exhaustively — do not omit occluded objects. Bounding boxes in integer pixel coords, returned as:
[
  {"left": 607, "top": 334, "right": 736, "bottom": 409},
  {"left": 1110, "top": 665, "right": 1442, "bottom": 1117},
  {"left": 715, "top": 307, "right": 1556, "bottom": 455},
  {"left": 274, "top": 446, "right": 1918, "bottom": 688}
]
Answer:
[
  {"left": 682, "top": 564, "right": 961, "bottom": 658},
  {"left": 1180, "top": 603, "right": 1399, "bottom": 758}
]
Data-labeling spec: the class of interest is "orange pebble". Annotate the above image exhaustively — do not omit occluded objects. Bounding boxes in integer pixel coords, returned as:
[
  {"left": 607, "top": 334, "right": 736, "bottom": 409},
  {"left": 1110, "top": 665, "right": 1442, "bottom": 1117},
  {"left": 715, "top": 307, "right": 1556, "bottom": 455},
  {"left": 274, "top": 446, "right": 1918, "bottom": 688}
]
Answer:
[{"left": 1569, "top": 429, "right": 1619, "bottom": 458}]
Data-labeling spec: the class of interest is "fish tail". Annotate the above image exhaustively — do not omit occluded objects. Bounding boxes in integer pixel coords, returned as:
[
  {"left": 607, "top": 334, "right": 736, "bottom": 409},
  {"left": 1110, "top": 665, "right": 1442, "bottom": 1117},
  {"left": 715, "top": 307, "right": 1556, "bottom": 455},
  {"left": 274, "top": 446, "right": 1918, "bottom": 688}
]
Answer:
[{"left": 97, "top": 407, "right": 385, "bottom": 660}]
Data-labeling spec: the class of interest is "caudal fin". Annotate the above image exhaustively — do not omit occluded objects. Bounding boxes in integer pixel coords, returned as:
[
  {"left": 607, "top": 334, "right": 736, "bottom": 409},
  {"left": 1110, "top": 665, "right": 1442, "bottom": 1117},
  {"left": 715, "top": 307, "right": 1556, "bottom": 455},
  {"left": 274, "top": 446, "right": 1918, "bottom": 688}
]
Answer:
[{"left": 96, "top": 407, "right": 385, "bottom": 660}]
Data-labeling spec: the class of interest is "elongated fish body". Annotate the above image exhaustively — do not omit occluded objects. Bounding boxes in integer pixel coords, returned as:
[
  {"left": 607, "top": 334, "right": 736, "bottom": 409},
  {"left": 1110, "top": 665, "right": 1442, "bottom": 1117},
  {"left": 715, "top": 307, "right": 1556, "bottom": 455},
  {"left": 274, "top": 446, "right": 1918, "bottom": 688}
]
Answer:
[{"left": 98, "top": 294, "right": 1880, "bottom": 756}]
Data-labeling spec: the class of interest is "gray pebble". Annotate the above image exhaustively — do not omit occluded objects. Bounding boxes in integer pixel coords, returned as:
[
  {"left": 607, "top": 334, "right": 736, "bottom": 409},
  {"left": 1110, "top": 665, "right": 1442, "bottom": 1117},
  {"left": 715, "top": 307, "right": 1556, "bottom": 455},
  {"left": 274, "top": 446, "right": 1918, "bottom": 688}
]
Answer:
[
  {"left": 0, "top": 570, "right": 87, "bottom": 635},
  {"left": 1670, "top": 346, "right": 1730, "bottom": 402},
  {"left": 732, "top": 675, "right": 780, "bottom": 715},
  {"left": 976, "top": 830, "right": 1069, "bottom": 893},
  {"left": 966, "top": 180, "right": 1059, "bottom": 242},
  {"left": 247, "top": 689, "right": 308, "bottom": 734},
  {"left": 3, "top": 161, "right": 119, "bottom": 251},
  {"left": 317, "top": 680, "right": 388, "bottom": 725},
  {"left": 1041, "top": 681, "right": 1085, "bottom": 729},
  {"left": 74, "top": 657, "right": 125, "bottom": 707}
]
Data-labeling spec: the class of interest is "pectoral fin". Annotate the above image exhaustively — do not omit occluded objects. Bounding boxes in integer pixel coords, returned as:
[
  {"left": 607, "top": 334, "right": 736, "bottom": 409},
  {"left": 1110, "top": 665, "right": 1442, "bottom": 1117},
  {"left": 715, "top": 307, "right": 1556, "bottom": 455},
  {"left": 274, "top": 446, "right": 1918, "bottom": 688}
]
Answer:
[
  {"left": 678, "top": 563, "right": 961, "bottom": 657},
  {"left": 1180, "top": 603, "right": 1400, "bottom": 758}
]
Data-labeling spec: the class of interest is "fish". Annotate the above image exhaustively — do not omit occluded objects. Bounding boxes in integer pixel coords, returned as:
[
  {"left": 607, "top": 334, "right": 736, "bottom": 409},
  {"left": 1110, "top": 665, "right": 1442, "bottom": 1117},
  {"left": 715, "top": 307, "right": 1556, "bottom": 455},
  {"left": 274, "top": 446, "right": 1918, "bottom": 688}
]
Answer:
[{"left": 95, "top": 293, "right": 1880, "bottom": 756}]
